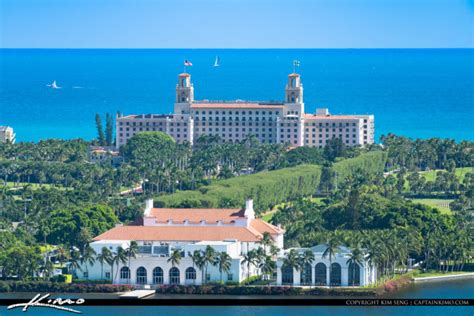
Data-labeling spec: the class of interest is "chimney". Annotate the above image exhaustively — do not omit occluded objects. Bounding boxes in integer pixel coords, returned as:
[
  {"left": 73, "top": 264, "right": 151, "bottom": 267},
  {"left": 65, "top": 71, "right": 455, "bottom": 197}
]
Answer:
[
  {"left": 144, "top": 198, "right": 153, "bottom": 216},
  {"left": 244, "top": 199, "right": 255, "bottom": 221}
]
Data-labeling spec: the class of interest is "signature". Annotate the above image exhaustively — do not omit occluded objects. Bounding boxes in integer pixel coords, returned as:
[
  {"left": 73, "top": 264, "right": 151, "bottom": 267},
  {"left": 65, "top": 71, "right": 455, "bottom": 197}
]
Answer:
[{"left": 7, "top": 293, "right": 85, "bottom": 314}]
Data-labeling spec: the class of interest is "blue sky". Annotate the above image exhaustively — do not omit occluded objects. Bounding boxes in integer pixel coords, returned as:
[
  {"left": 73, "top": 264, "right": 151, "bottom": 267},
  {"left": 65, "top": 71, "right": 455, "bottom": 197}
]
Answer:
[{"left": 1, "top": 0, "right": 473, "bottom": 48}]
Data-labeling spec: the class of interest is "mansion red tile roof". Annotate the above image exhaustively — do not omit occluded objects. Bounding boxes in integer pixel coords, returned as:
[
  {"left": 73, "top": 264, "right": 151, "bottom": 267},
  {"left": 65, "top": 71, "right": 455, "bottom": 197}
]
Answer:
[{"left": 92, "top": 218, "right": 283, "bottom": 243}]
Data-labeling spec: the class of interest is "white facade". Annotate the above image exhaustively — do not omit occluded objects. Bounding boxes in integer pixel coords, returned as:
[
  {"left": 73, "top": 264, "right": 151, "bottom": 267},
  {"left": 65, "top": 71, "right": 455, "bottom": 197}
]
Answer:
[
  {"left": 276, "top": 245, "right": 377, "bottom": 287},
  {"left": 116, "top": 73, "right": 374, "bottom": 148},
  {"left": 82, "top": 199, "right": 283, "bottom": 286},
  {"left": 0, "top": 126, "right": 15, "bottom": 144}
]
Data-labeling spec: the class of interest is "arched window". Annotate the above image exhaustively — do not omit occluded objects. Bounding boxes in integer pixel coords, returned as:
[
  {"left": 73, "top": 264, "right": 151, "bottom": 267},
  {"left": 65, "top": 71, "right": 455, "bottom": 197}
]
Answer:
[
  {"left": 185, "top": 267, "right": 196, "bottom": 280},
  {"left": 169, "top": 267, "right": 180, "bottom": 285},
  {"left": 291, "top": 78, "right": 296, "bottom": 88},
  {"left": 281, "top": 264, "right": 293, "bottom": 285},
  {"left": 136, "top": 267, "right": 147, "bottom": 285},
  {"left": 348, "top": 263, "right": 361, "bottom": 286},
  {"left": 330, "top": 263, "right": 341, "bottom": 286},
  {"left": 181, "top": 78, "right": 186, "bottom": 87},
  {"left": 315, "top": 263, "right": 327, "bottom": 286},
  {"left": 120, "top": 267, "right": 130, "bottom": 280},
  {"left": 153, "top": 267, "right": 163, "bottom": 284},
  {"left": 301, "top": 263, "right": 312, "bottom": 285}
]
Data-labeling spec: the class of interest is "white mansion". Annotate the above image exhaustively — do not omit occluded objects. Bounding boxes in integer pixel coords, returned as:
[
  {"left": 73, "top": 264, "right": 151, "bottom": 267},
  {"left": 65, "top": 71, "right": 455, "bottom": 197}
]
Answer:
[
  {"left": 116, "top": 72, "right": 374, "bottom": 148},
  {"left": 81, "top": 199, "right": 376, "bottom": 287}
]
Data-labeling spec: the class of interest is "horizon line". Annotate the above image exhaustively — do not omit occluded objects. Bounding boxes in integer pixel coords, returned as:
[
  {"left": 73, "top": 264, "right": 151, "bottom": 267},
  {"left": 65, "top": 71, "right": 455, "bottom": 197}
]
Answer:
[{"left": 1, "top": 47, "right": 473, "bottom": 50}]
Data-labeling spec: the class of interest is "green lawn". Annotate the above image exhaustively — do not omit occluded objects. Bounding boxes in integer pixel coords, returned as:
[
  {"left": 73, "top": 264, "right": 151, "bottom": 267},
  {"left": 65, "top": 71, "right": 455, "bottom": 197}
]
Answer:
[
  {"left": 412, "top": 270, "right": 474, "bottom": 278},
  {"left": 410, "top": 198, "right": 453, "bottom": 215},
  {"left": 3, "top": 181, "right": 69, "bottom": 191},
  {"left": 419, "top": 167, "right": 473, "bottom": 182}
]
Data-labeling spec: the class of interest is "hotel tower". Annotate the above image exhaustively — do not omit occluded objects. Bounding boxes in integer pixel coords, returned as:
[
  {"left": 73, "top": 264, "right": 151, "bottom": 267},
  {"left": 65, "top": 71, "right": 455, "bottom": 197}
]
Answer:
[{"left": 116, "top": 72, "right": 374, "bottom": 148}]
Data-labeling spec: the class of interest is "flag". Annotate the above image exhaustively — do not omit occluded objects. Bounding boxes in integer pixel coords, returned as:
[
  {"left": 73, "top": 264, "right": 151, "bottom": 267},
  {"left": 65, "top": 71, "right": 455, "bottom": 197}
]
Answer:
[
  {"left": 293, "top": 60, "right": 301, "bottom": 67},
  {"left": 184, "top": 60, "right": 193, "bottom": 66}
]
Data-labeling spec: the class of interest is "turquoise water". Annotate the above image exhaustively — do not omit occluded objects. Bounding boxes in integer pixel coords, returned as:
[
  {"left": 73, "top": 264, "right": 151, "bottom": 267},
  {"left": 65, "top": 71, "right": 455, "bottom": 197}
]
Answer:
[
  {"left": 1, "top": 49, "right": 473, "bottom": 142},
  {"left": 2, "top": 279, "right": 473, "bottom": 315}
]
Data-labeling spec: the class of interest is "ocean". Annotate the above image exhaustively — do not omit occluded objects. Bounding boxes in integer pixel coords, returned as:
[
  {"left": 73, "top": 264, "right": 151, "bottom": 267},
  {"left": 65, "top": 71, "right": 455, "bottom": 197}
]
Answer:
[{"left": 0, "top": 49, "right": 473, "bottom": 142}]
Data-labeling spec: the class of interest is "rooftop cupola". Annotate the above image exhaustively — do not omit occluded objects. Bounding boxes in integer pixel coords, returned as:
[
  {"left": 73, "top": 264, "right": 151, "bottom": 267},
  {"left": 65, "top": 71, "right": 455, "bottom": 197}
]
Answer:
[
  {"left": 285, "top": 73, "right": 303, "bottom": 104},
  {"left": 174, "top": 73, "right": 194, "bottom": 114}
]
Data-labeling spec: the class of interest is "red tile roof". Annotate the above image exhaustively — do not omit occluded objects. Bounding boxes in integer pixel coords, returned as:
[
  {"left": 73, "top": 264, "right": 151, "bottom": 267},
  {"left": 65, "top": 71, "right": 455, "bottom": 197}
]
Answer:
[
  {"left": 250, "top": 219, "right": 285, "bottom": 235},
  {"left": 93, "top": 225, "right": 263, "bottom": 242},
  {"left": 191, "top": 103, "right": 283, "bottom": 109},
  {"left": 303, "top": 114, "right": 365, "bottom": 120},
  {"left": 149, "top": 208, "right": 245, "bottom": 224}
]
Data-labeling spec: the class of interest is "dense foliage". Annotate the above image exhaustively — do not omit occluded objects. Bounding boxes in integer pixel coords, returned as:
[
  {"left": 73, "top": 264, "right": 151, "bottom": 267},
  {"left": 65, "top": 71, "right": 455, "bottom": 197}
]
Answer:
[{"left": 156, "top": 151, "right": 387, "bottom": 213}]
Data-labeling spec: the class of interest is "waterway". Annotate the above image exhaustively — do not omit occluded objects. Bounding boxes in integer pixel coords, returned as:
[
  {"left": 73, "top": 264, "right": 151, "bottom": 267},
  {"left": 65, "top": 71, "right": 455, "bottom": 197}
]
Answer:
[{"left": 2, "top": 278, "right": 472, "bottom": 315}]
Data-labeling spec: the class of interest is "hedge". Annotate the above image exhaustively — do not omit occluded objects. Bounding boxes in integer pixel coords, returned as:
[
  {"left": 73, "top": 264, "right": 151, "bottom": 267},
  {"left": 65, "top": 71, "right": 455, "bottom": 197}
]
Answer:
[
  {"left": 0, "top": 281, "right": 134, "bottom": 293},
  {"left": 156, "top": 164, "right": 323, "bottom": 213},
  {"left": 154, "top": 284, "right": 377, "bottom": 296},
  {"left": 155, "top": 151, "right": 387, "bottom": 213}
]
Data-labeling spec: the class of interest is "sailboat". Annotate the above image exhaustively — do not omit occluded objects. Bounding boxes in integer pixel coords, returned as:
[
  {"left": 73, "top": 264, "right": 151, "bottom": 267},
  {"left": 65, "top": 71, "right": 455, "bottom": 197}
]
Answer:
[
  {"left": 47, "top": 80, "right": 61, "bottom": 89},
  {"left": 213, "top": 56, "right": 220, "bottom": 67}
]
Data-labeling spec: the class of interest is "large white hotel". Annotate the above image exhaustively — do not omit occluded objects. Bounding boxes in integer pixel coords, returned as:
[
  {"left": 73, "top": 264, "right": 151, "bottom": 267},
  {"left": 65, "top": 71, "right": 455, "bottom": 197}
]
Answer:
[{"left": 116, "top": 72, "right": 374, "bottom": 148}]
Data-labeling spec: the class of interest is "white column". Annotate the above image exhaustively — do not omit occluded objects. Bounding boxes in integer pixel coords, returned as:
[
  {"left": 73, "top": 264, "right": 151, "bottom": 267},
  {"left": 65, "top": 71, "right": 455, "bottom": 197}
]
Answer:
[
  {"left": 311, "top": 264, "right": 316, "bottom": 285},
  {"left": 293, "top": 268, "right": 301, "bottom": 286},
  {"left": 276, "top": 261, "right": 282, "bottom": 285},
  {"left": 164, "top": 267, "right": 170, "bottom": 285},
  {"left": 180, "top": 268, "right": 185, "bottom": 285},
  {"left": 326, "top": 265, "right": 331, "bottom": 286}
]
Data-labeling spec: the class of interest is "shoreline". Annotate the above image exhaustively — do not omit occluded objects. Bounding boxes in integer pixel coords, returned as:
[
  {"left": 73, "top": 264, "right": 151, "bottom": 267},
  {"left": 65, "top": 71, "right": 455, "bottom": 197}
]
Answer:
[{"left": 412, "top": 273, "right": 474, "bottom": 282}]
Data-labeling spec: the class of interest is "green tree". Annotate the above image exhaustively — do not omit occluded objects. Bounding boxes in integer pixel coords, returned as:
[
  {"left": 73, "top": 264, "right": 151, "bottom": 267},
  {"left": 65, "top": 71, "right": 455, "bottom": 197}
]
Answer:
[
  {"left": 95, "top": 113, "right": 105, "bottom": 145},
  {"left": 125, "top": 241, "right": 139, "bottom": 284},
  {"left": 105, "top": 113, "right": 113, "bottom": 146},
  {"left": 216, "top": 252, "right": 232, "bottom": 283},
  {"left": 81, "top": 245, "right": 96, "bottom": 278},
  {"left": 96, "top": 247, "right": 113, "bottom": 280},
  {"left": 167, "top": 249, "right": 182, "bottom": 268}
]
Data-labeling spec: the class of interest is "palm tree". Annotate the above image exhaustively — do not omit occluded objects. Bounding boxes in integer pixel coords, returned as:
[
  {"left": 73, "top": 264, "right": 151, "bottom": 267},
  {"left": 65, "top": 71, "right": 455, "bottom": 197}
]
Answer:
[
  {"left": 258, "top": 255, "right": 276, "bottom": 282},
  {"left": 260, "top": 232, "right": 273, "bottom": 256},
  {"left": 55, "top": 246, "right": 70, "bottom": 269},
  {"left": 322, "top": 236, "right": 340, "bottom": 287},
  {"left": 203, "top": 246, "right": 217, "bottom": 284},
  {"left": 346, "top": 246, "right": 364, "bottom": 286},
  {"left": 300, "top": 249, "right": 315, "bottom": 286},
  {"left": 125, "top": 241, "right": 139, "bottom": 284},
  {"left": 40, "top": 260, "right": 55, "bottom": 280},
  {"left": 80, "top": 245, "right": 96, "bottom": 278},
  {"left": 216, "top": 252, "right": 232, "bottom": 283},
  {"left": 112, "top": 247, "right": 127, "bottom": 282},
  {"left": 189, "top": 250, "right": 204, "bottom": 285},
  {"left": 167, "top": 249, "right": 182, "bottom": 267},
  {"left": 68, "top": 250, "right": 82, "bottom": 277},
  {"left": 269, "top": 244, "right": 280, "bottom": 257},
  {"left": 96, "top": 247, "right": 112, "bottom": 280},
  {"left": 241, "top": 249, "right": 258, "bottom": 280},
  {"left": 283, "top": 249, "right": 301, "bottom": 272}
]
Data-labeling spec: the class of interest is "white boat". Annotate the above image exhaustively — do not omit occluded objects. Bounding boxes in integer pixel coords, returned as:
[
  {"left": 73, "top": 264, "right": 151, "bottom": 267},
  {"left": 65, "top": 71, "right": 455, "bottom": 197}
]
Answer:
[
  {"left": 47, "top": 80, "right": 61, "bottom": 89},
  {"left": 213, "top": 56, "right": 220, "bottom": 67}
]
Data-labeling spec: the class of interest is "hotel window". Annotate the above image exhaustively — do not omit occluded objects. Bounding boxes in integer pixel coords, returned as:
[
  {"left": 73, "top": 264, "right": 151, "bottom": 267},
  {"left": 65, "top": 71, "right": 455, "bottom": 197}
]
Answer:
[
  {"left": 185, "top": 267, "right": 197, "bottom": 280},
  {"left": 120, "top": 267, "right": 130, "bottom": 280},
  {"left": 136, "top": 267, "right": 147, "bottom": 284},
  {"left": 105, "top": 272, "right": 111, "bottom": 279},
  {"left": 83, "top": 271, "right": 89, "bottom": 278},
  {"left": 153, "top": 267, "right": 164, "bottom": 284}
]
